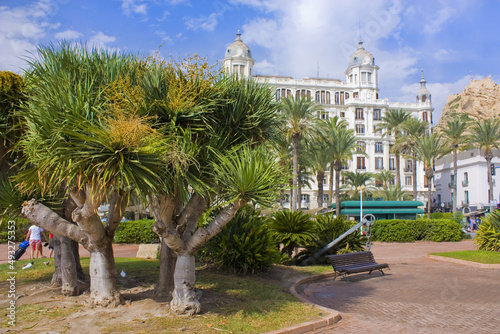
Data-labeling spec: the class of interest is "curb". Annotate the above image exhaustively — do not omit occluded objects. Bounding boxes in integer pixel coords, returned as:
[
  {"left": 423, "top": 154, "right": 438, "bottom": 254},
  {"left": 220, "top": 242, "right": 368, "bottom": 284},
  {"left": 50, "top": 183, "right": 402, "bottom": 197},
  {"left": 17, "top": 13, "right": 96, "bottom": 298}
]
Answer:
[
  {"left": 427, "top": 254, "right": 500, "bottom": 269},
  {"left": 262, "top": 273, "right": 341, "bottom": 334}
]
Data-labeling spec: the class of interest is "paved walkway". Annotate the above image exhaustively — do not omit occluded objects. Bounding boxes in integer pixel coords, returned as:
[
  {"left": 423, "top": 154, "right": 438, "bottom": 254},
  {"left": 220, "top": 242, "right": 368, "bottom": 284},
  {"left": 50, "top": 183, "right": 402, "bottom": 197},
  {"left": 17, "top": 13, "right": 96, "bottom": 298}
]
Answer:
[{"left": 297, "top": 240, "right": 500, "bottom": 334}]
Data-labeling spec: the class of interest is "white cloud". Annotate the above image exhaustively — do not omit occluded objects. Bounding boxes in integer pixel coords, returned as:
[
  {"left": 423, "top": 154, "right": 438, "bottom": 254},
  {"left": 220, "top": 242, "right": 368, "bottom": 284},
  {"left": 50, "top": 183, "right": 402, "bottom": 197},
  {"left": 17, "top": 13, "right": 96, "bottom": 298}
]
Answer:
[
  {"left": 184, "top": 13, "right": 218, "bottom": 32},
  {"left": 120, "top": 0, "right": 148, "bottom": 16},
  {"left": 54, "top": 29, "right": 83, "bottom": 40},
  {"left": 89, "top": 32, "right": 116, "bottom": 49},
  {"left": 0, "top": 1, "right": 61, "bottom": 72}
]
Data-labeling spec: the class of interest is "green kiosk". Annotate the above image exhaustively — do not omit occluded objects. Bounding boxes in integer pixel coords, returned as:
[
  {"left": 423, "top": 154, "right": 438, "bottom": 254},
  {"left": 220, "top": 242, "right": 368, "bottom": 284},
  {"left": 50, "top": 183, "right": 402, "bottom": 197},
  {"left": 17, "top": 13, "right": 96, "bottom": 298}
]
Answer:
[{"left": 338, "top": 201, "right": 425, "bottom": 221}]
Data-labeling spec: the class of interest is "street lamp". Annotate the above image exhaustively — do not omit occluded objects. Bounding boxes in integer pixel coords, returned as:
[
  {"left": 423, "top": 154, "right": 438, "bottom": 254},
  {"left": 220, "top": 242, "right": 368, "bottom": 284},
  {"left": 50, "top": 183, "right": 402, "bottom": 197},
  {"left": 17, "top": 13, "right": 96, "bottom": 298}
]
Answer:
[{"left": 360, "top": 185, "right": 366, "bottom": 222}]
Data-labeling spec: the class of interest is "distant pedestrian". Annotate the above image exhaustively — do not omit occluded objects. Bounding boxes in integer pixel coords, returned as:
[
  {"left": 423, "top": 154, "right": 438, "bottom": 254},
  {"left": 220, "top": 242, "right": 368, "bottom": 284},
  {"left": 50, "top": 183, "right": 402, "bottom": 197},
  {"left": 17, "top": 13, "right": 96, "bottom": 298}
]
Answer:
[
  {"left": 48, "top": 232, "right": 54, "bottom": 258},
  {"left": 26, "top": 225, "right": 48, "bottom": 259}
]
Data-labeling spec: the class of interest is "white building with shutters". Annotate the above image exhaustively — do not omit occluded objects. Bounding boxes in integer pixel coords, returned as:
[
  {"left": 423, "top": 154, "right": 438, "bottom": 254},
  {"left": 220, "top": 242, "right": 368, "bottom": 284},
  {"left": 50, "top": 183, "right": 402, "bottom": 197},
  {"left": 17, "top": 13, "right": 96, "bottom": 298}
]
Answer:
[{"left": 222, "top": 32, "right": 434, "bottom": 209}]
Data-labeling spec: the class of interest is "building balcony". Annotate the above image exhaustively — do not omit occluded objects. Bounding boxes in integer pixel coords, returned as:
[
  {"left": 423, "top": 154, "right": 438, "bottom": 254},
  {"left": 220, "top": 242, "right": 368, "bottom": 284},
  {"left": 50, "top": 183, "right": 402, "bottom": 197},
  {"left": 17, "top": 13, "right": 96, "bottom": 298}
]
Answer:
[
  {"left": 461, "top": 200, "right": 469, "bottom": 207},
  {"left": 448, "top": 182, "right": 455, "bottom": 188},
  {"left": 462, "top": 180, "right": 469, "bottom": 187},
  {"left": 404, "top": 167, "right": 414, "bottom": 173}
]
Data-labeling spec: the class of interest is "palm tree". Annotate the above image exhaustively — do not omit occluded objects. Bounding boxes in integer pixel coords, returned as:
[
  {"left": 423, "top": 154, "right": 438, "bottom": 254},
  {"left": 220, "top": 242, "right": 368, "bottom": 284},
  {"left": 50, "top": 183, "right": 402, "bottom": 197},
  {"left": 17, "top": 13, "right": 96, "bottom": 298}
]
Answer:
[
  {"left": 395, "top": 117, "right": 429, "bottom": 200},
  {"left": 281, "top": 96, "right": 323, "bottom": 211},
  {"left": 342, "top": 170, "right": 374, "bottom": 199},
  {"left": 376, "top": 109, "right": 411, "bottom": 187},
  {"left": 438, "top": 113, "right": 470, "bottom": 212},
  {"left": 306, "top": 141, "right": 331, "bottom": 208},
  {"left": 413, "top": 133, "right": 449, "bottom": 218},
  {"left": 375, "top": 185, "right": 409, "bottom": 201},
  {"left": 469, "top": 118, "right": 500, "bottom": 203},
  {"left": 320, "top": 117, "right": 357, "bottom": 215},
  {"left": 18, "top": 43, "right": 164, "bottom": 307},
  {"left": 374, "top": 170, "right": 395, "bottom": 188}
]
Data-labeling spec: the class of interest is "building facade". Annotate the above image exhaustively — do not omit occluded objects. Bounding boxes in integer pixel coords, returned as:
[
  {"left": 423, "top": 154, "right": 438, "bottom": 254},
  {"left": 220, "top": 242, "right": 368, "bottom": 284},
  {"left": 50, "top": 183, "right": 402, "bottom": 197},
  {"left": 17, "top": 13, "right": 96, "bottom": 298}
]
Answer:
[
  {"left": 222, "top": 33, "right": 434, "bottom": 209},
  {"left": 434, "top": 149, "right": 500, "bottom": 213}
]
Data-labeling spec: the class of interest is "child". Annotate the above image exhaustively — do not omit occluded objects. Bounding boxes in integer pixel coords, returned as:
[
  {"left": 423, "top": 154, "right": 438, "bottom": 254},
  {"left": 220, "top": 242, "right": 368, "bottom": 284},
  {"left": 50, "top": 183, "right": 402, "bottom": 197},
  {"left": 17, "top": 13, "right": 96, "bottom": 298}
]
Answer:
[{"left": 26, "top": 225, "right": 48, "bottom": 259}]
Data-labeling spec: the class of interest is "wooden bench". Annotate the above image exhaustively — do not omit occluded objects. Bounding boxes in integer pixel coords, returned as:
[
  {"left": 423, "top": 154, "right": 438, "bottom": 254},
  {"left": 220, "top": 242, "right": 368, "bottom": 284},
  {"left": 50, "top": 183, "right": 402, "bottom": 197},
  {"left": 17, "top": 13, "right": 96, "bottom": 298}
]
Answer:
[{"left": 327, "top": 251, "right": 389, "bottom": 281}]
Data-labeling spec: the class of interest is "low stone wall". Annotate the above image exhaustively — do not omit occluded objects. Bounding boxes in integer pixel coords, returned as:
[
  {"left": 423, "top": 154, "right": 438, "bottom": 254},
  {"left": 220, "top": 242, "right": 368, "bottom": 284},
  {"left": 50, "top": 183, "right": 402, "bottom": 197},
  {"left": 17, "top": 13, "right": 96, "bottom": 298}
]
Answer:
[{"left": 136, "top": 244, "right": 160, "bottom": 259}]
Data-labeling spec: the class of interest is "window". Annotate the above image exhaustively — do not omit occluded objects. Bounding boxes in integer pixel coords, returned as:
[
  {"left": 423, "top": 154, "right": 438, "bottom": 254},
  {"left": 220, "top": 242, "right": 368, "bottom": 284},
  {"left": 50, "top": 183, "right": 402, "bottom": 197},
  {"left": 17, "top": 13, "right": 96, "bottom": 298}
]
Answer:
[
  {"left": 373, "top": 125, "right": 382, "bottom": 135},
  {"left": 422, "top": 112, "right": 428, "bottom": 123},
  {"left": 323, "top": 194, "right": 329, "bottom": 203},
  {"left": 296, "top": 89, "right": 311, "bottom": 99},
  {"left": 276, "top": 88, "right": 291, "bottom": 100},
  {"left": 361, "top": 71, "right": 372, "bottom": 83},
  {"left": 355, "top": 108, "right": 364, "bottom": 120},
  {"left": 315, "top": 90, "right": 331, "bottom": 104},
  {"left": 463, "top": 172, "right": 469, "bottom": 186},
  {"left": 450, "top": 174, "right": 455, "bottom": 187},
  {"left": 405, "top": 160, "right": 413, "bottom": 172},
  {"left": 405, "top": 176, "right": 412, "bottom": 186},
  {"left": 356, "top": 124, "right": 365, "bottom": 135},
  {"left": 301, "top": 194, "right": 310, "bottom": 203},
  {"left": 357, "top": 157, "right": 366, "bottom": 170},
  {"left": 340, "top": 111, "right": 345, "bottom": 118},
  {"left": 375, "top": 142, "right": 384, "bottom": 153},
  {"left": 320, "top": 112, "right": 329, "bottom": 119},
  {"left": 464, "top": 191, "right": 469, "bottom": 205},
  {"left": 357, "top": 141, "right": 366, "bottom": 152},
  {"left": 353, "top": 92, "right": 359, "bottom": 98},
  {"left": 373, "top": 109, "right": 382, "bottom": 120},
  {"left": 375, "top": 157, "right": 384, "bottom": 170},
  {"left": 389, "top": 158, "right": 395, "bottom": 170},
  {"left": 323, "top": 176, "right": 327, "bottom": 185}
]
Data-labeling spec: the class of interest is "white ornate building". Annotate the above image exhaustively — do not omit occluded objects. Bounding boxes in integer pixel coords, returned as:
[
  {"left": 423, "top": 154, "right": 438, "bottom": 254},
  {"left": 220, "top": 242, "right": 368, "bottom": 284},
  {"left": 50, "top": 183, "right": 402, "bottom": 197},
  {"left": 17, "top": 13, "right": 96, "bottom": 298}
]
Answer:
[{"left": 222, "top": 32, "right": 434, "bottom": 209}]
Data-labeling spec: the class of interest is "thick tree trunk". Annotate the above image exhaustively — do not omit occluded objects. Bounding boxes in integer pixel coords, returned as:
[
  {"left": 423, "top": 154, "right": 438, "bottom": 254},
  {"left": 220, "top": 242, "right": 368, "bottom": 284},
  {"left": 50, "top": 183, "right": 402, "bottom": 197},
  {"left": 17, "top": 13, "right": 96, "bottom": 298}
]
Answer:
[
  {"left": 335, "top": 164, "right": 342, "bottom": 216},
  {"left": 291, "top": 135, "right": 299, "bottom": 211},
  {"left": 60, "top": 236, "right": 78, "bottom": 296},
  {"left": 317, "top": 171, "right": 324, "bottom": 208},
  {"left": 170, "top": 254, "right": 200, "bottom": 315},
  {"left": 88, "top": 243, "right": 123, "bottom": 307},
  {"left": 51, "top": 235, "right": 62, "bottom": 286},
  {"left": 155, "top": 238, "right": 177, "bottom": 297}
]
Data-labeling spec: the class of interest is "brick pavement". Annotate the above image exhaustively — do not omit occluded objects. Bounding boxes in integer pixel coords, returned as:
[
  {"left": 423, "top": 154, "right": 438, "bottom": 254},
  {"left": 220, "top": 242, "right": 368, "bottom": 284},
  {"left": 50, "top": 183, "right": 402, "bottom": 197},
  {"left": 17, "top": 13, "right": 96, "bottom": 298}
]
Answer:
[{"left": 296, "top": 240, "right": 500, "bottom": 334}]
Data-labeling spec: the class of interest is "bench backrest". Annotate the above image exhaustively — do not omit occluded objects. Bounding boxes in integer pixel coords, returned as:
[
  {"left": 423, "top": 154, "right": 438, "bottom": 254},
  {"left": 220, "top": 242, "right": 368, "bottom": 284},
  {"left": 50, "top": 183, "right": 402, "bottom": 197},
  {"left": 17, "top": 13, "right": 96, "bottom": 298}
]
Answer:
[{"left": 327, "top": 251, "right": 376, "bottom": 268}]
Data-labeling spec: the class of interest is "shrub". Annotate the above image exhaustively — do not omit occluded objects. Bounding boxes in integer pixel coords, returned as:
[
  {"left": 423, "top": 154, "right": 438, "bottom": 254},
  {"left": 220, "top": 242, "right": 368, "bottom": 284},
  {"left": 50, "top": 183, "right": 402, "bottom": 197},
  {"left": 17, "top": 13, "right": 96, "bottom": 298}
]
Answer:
[
  {"left": 294, "top": 214, "right": 366, "bottom": 265},
  {"left": 419, "top": 219, "right": 464, "bottom": 242},
  {"left": 200, "top": 208, "right": 282, "bottom": 273},
  {"left": 371, "top": 218, "right": 464, "bottom": 242},
  {"left": 474, "top": 210, "right": 500, "bottom": 252},
  {"left": 267, "top": 210, "right": 316, "bottom": 258},
  {"left": 430, "top": 212, "right": 444, "bottom": 219},
  {"left": 113, "top": 219, "right": 160, "bottom": 244}
]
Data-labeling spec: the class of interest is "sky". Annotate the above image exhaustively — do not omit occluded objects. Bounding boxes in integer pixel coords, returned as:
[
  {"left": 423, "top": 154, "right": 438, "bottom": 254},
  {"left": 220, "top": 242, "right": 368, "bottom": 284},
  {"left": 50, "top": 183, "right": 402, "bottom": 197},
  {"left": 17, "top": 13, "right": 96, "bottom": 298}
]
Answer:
[{"left": 2, "top": 0, "right": 500, "bottom": 123}]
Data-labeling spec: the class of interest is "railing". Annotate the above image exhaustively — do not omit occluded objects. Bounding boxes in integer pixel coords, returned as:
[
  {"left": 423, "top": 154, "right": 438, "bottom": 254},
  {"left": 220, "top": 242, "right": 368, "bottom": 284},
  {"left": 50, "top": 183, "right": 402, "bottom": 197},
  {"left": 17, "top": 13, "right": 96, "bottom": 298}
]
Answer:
[
  {"left": 461, "top": 200, "right": 469, "bottom": 206},
  {"left": 448, "top": 182, "right": 455, "bottom": 188},
  {"left": 462, "top": 180, "right": 469, "bottom": 187},
  {"left": 404, "top": 167, "right": 413, "bottom": 173}
]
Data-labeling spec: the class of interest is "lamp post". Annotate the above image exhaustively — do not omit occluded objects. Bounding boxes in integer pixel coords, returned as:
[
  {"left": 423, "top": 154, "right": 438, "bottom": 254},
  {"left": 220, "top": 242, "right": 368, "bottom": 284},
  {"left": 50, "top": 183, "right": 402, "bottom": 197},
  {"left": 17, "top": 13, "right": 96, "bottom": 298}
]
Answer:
[{"left": 360, "top": 185, "right": 366, "bottom": 222}]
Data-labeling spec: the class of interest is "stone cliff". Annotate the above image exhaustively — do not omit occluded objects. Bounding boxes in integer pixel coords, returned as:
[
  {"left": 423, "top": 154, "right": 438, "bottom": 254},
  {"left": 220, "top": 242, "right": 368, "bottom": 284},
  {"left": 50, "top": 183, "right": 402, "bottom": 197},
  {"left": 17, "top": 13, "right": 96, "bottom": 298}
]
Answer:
[{"left": 438, "top": 77, "right": 500, "bottom": 127}]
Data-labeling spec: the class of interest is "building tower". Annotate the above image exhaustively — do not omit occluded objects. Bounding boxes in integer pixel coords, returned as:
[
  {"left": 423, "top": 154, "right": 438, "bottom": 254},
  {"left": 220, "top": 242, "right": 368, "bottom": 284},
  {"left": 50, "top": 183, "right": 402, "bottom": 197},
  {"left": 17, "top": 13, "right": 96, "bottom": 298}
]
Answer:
[
  {"left": 222, "top": 30, "right": 254, "bottom": 78},
  {"left": 416, "top": 69, "right": 433, "bottom": 124},
  {"left": 345, "top": 39, "right": 379, "bottom": 100}
]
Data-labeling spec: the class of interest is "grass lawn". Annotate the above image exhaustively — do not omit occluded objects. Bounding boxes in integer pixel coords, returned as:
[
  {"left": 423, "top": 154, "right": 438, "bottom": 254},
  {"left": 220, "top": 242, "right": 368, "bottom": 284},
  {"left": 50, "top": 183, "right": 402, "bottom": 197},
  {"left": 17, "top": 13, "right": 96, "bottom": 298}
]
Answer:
[
  {"left": 429, "top": 250, "right": 500, "bottom": 264},
  {"left": 0, "top": 257, "right": 333, "bottom": 333}
]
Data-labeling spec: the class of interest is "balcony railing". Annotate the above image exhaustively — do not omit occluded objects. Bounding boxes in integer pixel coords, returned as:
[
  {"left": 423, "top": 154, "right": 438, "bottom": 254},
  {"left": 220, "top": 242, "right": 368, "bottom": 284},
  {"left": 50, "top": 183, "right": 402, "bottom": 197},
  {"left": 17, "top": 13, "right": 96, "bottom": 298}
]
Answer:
[
  {"left": 461, "top": 200, "right": 469, "bottom": 207},
  {"left": 462, "top": 180, "right": 469, "bottom": 187},
  {"left": 448, "top": 182, "right": 455, "bottom": 188},
  {"left": 404, "top": 167, "right": 414, "bottom": 173}
]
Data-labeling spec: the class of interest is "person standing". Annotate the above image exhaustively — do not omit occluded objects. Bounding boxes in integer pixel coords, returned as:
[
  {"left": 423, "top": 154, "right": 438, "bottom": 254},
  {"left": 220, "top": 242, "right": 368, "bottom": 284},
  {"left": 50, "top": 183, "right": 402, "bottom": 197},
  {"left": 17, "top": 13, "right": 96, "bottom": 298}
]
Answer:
[{"left": 26, "top": 225, "right": 48, "bottom": 259}]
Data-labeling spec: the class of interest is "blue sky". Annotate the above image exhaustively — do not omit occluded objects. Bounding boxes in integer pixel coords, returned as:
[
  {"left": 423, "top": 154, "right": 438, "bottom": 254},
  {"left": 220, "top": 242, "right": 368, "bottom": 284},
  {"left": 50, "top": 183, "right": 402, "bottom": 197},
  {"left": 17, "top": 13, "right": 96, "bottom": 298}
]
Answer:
[{"left": 1, "top": 0, "right": 500, "bottom": 122}]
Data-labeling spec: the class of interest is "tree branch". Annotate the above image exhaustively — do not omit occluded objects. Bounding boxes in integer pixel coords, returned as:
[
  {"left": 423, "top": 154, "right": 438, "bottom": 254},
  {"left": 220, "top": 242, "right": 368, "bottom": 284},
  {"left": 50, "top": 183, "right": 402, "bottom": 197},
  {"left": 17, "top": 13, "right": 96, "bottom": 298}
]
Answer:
[
  {"left": 22, "top": 199, "right": 90, "bottom": 249},
  {"left": 105, "top": 190, "right": 129, "bottom": 237}
]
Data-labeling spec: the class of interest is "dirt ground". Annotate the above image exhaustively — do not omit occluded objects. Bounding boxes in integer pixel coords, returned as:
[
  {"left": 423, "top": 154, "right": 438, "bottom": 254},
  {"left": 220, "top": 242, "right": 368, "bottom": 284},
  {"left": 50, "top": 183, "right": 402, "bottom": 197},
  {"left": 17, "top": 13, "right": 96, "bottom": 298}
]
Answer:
[{"left": 0, "top": 255, "right": 309, "bottom": 334}]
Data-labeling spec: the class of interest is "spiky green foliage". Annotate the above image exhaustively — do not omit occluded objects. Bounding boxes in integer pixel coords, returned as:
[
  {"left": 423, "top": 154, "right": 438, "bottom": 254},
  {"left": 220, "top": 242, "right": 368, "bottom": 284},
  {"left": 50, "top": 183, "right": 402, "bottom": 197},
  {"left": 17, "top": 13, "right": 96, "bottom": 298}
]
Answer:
[
  {"left": 212, "top": 146, "right": 285, "bottom": 208},
  {"left": 200, "top": 207, "right": 282, "bottom": 273},
  {"left": 267, "top": 210, "right": 316, "bottom": 258},
  {"left": 342, "top": 170, "right": 374, "bottom": 199},
  {"left": 295, "top": 214, "right": 365, "bottom": 265},
  {"left": 474, "top": 210, "right": 500, "bottom": 252}
]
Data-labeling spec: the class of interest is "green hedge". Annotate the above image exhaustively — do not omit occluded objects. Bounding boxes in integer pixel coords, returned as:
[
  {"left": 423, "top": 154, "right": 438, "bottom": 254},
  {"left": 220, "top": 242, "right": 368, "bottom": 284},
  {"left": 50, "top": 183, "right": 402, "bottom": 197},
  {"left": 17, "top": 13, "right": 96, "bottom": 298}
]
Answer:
[
  {"left": 372, "top": 218, "right": 464, "bottom": 242},
  {"left": 113, "top": 219, "right": 160, "bottom": 244},
  {"left": 0, "top": 219, "right": 32, "bottom": 243}
]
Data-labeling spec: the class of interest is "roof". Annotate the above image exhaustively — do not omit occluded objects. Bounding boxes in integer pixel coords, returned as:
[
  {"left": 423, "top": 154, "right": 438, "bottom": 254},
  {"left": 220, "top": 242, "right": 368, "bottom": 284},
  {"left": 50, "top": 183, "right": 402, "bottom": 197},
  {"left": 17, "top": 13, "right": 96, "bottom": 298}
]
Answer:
[
  {"left": 225, "top": 31, "right": 252, "bottom": 59},
  {"left": 347, "top": 40, "right": 374, "bottom": 69},
  {"left": 340, "top": 208, "right": 424, "bottom": 215},
  {"left": 338, "top": 200, "right": 425, "bottom": 208}
]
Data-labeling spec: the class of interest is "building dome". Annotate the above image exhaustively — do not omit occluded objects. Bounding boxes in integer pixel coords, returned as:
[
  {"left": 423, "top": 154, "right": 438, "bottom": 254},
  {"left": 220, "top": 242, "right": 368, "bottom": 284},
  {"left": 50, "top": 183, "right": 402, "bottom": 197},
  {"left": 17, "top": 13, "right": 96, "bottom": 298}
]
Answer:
[
  {"left": 417, "top": 69, "right": 431, "bottom": 103},
  {"left": 225, "top": 31, "right": 252, "bottom": 59},
  {"left": 347, "top": 40, "right": 374, "bottom": 69}
]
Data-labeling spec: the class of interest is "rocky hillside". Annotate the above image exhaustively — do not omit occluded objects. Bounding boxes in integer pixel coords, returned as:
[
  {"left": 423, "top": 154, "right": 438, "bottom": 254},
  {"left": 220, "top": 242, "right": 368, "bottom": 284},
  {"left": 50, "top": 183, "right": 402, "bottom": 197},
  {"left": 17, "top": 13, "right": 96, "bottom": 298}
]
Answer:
[{"left": 438, "top": 77, "right": 500, "bottom": 126}]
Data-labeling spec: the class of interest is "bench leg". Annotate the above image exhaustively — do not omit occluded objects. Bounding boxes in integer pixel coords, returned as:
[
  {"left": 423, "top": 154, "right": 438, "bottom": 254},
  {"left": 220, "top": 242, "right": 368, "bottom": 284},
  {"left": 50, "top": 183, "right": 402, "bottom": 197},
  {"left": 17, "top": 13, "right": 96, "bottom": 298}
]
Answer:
[{"left": 379, "top": 269, "right": 385, "bottom": 276}]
